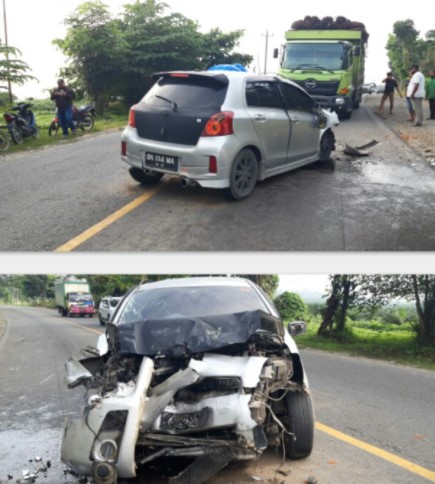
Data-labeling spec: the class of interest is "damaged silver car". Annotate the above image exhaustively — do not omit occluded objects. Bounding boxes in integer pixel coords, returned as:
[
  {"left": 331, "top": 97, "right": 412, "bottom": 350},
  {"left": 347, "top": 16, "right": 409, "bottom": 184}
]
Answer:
[{"left": 61, "top": 277, "right": 314, "bottom": 483}]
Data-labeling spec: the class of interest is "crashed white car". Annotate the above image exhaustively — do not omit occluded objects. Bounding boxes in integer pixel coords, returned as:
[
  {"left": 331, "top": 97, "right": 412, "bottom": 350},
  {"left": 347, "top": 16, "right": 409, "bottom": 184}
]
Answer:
[{"left": 61, "top": 277, "right": 314, "bottom": 483}]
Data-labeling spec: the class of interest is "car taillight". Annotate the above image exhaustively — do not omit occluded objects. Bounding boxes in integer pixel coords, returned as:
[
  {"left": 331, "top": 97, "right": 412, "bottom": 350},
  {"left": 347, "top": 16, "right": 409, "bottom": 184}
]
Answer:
[
  {"left": 209, "top": 156, "right": 217, "bottom": 173},
  {"left": 121, "top": 141, "right": 127, "bottom": 157},
  {"left": 201, "top": 111, "right": 234, "bottom": 137},
  {"left": 4, "top": 113, "right": 13, "bottom": 122},
  {"left": 128, "top": 106, "right": 136, "bottom": 128}
]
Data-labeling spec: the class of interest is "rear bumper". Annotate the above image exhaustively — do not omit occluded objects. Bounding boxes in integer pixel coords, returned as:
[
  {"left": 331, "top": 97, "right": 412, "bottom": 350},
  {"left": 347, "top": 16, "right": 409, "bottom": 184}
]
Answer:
[{"left": 121, "top": 126, "right": 242, "bottom": 189}]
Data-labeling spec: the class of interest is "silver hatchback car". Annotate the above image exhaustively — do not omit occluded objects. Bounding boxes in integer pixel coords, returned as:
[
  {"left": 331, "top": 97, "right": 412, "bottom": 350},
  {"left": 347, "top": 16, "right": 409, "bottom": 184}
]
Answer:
[{"left": 121, "top": 71, "right": 339, "bottom": 200}]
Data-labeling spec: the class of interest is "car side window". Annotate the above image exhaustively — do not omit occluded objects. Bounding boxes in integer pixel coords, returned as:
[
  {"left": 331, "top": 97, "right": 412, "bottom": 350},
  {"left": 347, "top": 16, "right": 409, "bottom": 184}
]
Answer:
[
  {"left": 246, "top": 82, "right": 284, "bottom": 109},
  {"left": 281, "top": 83, "right": 315, "bottom": 113}
]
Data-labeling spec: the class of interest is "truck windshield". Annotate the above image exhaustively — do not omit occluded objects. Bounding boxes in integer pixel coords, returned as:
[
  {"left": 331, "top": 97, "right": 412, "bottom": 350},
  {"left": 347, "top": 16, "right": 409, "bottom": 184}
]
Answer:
[
  {"left": 69, "top": 294, "right": 93, "bottom": 302},
  {"left": 283, "top": 43, "right": 346, "bottom": 71}
]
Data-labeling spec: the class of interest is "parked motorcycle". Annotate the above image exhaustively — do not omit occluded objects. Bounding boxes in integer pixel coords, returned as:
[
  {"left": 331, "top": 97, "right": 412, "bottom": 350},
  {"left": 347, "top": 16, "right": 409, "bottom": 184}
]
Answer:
[
  {"left": 3, "top": 103, "right": 40, "bottom": 144},
  {"left": 48, "top": 104, "right": 96, "bottom": 136}
]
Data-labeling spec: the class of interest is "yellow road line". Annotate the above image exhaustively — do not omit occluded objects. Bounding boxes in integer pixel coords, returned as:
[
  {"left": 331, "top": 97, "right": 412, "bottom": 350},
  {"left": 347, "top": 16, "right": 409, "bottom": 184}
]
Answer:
[
  {"left": 57, "top": 317, "right": 104, "bottom": 335},
  {"left": 316, "top": 422, "right": 435, "bottom": 482},
  {"left": 54, "top": 183, "right": 167, "bottom": 252}
]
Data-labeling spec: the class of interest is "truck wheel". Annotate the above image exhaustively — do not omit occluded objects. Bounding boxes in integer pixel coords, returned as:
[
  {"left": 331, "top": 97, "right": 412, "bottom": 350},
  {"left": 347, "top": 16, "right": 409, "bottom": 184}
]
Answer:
[
  {"left": 283, "top": 390, "right": 314, "bottom": 459},
  {"left": 319, "top": 129, "right": 335, "bottom": 163},
  {"left": 62, "top": 309, "right": 68, "bottom": 317},
  {"left": 128, "top": 167, "right": 164, "bottom": 185},
  {"left": 227, "top": 148, "right": 258, "bottom": 201}
]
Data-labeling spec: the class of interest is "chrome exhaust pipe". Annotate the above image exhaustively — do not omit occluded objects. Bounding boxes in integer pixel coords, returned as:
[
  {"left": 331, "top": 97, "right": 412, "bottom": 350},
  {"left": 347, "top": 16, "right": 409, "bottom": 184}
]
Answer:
[{"left": 180, "top": 178, "right": 197, "bottom": 188}]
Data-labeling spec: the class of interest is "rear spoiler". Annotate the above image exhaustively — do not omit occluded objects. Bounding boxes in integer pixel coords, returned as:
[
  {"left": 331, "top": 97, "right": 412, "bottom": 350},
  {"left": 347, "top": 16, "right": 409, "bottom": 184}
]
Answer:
[{"left": 151, "top": 71, "right": 229, "bottom": 87}]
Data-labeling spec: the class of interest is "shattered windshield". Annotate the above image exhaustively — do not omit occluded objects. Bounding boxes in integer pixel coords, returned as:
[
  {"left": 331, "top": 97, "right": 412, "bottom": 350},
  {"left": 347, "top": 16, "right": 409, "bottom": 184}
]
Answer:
[{"left": 116, "top": 285, "right": 269, "bottom": 325}]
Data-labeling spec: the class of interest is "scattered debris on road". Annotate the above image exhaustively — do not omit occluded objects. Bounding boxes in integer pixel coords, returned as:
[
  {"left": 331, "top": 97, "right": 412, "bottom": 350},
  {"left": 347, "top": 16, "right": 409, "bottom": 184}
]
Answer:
[{"left": 344, "top": 139, "right": 379, "bottom": 156}]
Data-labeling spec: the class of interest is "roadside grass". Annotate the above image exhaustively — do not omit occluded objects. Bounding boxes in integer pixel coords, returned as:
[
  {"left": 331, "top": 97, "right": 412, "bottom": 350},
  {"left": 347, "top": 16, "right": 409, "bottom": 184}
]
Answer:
[
  {"left": 296, "top": 321, "right": 435, "bottom": 370},
  {"left": 0, "top": 100, "right": 128, "bottom": 155}
]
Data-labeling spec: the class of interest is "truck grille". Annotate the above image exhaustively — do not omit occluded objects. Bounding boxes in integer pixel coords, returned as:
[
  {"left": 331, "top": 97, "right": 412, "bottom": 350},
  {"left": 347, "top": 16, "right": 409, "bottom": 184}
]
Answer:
[{"left": 295, "top": 80, "right": 340, "bottom": 96}]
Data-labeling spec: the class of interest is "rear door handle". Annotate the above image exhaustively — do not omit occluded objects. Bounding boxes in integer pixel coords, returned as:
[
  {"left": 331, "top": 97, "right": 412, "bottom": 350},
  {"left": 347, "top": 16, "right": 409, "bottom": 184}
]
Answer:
[
  {"left": 291, "top": 116, "right": 300, "bottom": 124},
  {"left": 253, "top": 114, "right": 267, "bottom": 122}
]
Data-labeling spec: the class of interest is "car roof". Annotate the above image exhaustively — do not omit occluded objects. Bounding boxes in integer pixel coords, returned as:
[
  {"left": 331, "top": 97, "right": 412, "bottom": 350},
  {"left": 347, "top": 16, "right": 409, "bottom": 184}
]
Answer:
[{"left": 137, "top": 276, "right": 253, "bottom": 291}]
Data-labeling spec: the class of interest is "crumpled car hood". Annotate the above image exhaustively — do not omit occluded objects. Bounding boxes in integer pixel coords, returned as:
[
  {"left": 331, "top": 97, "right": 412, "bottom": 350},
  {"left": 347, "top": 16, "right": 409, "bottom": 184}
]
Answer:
[{"left": 111, "top": 310, "right": 283, "bottom": 356}]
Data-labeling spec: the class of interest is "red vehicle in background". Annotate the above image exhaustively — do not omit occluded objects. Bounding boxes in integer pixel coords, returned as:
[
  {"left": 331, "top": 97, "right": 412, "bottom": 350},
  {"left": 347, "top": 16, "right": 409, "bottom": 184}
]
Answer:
[{"left": 54, "top": 276, "right": 96, "bottom": 318}]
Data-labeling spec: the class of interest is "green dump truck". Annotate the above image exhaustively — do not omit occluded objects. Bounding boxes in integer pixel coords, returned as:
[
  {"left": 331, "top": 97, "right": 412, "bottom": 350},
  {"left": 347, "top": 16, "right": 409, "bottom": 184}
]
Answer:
[
  {"left": 54, "top": 276, "right": 95, "bottom": 318},
  {"left": 276, "top": 18, "right": 368, "bottom": 119}
]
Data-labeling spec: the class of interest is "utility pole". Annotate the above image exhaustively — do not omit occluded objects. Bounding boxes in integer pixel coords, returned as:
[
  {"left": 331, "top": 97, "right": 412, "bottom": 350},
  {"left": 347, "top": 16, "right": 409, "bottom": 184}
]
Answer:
[
  {"left": 2, "top": 0, "right": 12, "bottom": 103},
  {"left": 261, "top": 30, "right": 274, "bottom": 74}
]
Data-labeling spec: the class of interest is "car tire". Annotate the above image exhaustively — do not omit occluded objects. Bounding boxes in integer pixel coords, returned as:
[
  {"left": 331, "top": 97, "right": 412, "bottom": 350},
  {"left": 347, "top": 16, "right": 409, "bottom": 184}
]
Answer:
[
  {"left": 227, "top": 148, "right": 258, "bottom": 201},
  {"left": 283, "top": 390, "right": 314, "bottom": 459},
  {"left": 319, "top": 129, "right": 335, "bottom": 163},
  {"left": 128, "top": 167, "right": 164, "bottom": 185}
]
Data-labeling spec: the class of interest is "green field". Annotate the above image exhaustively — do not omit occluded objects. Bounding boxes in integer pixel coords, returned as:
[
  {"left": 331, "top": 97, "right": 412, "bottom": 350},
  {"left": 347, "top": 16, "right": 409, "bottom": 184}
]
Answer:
[{"left": 296, "top": 320, "right": 435, "bottom": 370}]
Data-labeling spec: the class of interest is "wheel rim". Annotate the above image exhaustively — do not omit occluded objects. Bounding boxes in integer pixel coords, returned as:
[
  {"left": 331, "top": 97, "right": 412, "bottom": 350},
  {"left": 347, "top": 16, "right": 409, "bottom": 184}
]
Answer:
[{"left": 232, "top": 152, "right": 257, "bottom": 198}]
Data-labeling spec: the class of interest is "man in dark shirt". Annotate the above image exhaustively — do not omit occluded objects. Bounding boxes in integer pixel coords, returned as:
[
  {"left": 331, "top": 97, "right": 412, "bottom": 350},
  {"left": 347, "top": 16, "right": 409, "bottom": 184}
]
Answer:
[
  {"left": 50, "top": 79, "right": 76, "bottom": 137},
  {"left": 376, "top": 72, "right": 402, "bottom": 116}
]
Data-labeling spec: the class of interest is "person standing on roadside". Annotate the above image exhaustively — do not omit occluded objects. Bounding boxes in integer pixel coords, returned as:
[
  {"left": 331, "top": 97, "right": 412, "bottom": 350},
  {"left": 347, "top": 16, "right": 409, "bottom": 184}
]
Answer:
[
  {"left": 50, "top": 79, "right": 76, "bottom": 137},
  {"left": 407, "top": 64, "right": 425, "bottom": 127},
  {"left": 376, "top": 72, "right": 402, "bottom": 115},
  {"left": 426, "top": 69, "right": 435, "bottom": 120},
  {"left": 404, "top": 69, "right": 416, "bottom": 122}
]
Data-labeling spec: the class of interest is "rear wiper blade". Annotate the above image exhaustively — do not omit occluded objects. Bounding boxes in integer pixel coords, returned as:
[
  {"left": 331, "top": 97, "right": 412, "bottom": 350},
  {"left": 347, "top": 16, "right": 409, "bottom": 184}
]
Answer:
[{"left": 154, "top": 94, "right": 178, "bottom": 112}]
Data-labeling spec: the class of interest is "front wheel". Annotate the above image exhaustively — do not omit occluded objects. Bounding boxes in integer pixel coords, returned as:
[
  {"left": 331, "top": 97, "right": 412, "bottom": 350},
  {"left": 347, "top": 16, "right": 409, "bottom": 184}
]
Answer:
[
  {"left": 319, "top": 129, "right": 335, "bottom": 163},
  {"left": 48, "top": 121, "right": 59, "bottom": 136},
  {"left": 0, "top": 132, "right": 10, "bottom": 151},
  {"left": 128, "top": 167, "right": 164, "bottom": 185},
  {"left": 283, "top": 390, "right": 314, "bottom": 459},
  {"left": 10, "top": 126, "right": 23, "bottom": 144},
  {"left": 80, "top": 115, "right": 94, "bottom": 131},
  {"left": 227, "top": 148, "right": 258, "bottom": 201}
]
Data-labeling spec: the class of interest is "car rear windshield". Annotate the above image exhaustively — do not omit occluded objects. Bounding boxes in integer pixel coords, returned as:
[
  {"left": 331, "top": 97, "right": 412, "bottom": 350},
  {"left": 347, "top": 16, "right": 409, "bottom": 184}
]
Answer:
[
  {"left": 143, "top": 75, "right": 228, "bottom": 110},
  {"left": 116, "top": 285, "right": 269, "bottom": 325}
]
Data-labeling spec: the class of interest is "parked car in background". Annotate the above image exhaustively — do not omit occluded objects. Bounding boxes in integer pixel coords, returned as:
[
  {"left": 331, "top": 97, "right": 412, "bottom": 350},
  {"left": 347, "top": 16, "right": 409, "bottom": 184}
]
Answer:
[
  {"left": 98, "top": 296, "right": 122, "bottom": 325},
  {"left": 121, "top": 70, "right": 339, "bottom": 200},
  {"left": 362, "top": 82, "right": 376, "bottom": 94},
  {"left": 61, "top": 277, "right": 314, "bottom": 483}
]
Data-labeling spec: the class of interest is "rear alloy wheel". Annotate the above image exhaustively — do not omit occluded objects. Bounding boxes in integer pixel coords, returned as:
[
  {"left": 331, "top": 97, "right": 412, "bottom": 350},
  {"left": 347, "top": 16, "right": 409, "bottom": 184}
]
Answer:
[
  {"left": 283, "top": 390, "right": 314, "bottom": 459},
  {"left": 128, "top": 167, "right": 164, "bottom": 185},
  {"left": 319, "top": 129, "right": 335, "bottom": 163},
  {"left": 228, "top": 148, "right": 258, "bottom": 201}
]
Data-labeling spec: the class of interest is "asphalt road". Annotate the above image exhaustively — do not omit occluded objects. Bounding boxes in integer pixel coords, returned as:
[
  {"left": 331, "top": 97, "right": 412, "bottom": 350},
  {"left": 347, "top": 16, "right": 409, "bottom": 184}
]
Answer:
[
  {"left": 1, "top": 99, "right": 435, "bottom": 251},
  {"left": 1, "top": 306, "right": 434, "bottom": 483}
]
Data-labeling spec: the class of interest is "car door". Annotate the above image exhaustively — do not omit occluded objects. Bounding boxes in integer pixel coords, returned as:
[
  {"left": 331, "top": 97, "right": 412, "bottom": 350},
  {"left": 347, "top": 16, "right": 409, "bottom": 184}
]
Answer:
[
  {"left": 279, "top": 82, "right": 319, "bottom": 162},
  {"left": 245, "top": 80, "right": 291, "bottom": 169}
]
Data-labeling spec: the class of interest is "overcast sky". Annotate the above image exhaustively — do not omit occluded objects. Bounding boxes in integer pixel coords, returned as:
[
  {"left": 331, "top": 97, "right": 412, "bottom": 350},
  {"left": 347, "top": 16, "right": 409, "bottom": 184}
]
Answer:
[{"left": 4, "top": 0, "right": 433, "bottom": 99}]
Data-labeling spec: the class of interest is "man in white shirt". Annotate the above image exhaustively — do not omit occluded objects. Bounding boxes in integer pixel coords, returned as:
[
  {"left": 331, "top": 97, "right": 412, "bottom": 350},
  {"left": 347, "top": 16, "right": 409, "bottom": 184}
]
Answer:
[{"left": 407, "top": 64, "right": 426, "bottom": 126}]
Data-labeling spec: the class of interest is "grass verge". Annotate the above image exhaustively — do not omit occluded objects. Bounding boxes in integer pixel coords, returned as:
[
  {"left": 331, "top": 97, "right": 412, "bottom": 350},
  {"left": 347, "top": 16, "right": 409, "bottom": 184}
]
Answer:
[
  {"left": 296, "top": 322, "right": 435, "bottom": 371},
  {"left": 0, "top": 111, "right": 128, "bottom": 156}
]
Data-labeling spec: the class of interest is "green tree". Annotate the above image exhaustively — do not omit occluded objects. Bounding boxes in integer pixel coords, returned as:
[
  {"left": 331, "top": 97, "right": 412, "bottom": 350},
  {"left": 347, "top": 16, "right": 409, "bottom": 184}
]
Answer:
[
  {"left": 242, "top": 275, "right": 279, "bottom": 298},
  {"left": 357, "top": 275, "right": 435, "bottom": 345},
  {"left": 274, "top": 291, "right": 308, "bottom": 321},
  {"left": 53, "top": 1, "right": 125, "bottom": 113},
  {"left": 0, "top": 43, "right": 37, "bottom": 99},
  {"left": 317, "top": 275, "right": 362, "bottom": 336},
  {"left": 54, "top": 0, "right": 253, "bottom": 108}
]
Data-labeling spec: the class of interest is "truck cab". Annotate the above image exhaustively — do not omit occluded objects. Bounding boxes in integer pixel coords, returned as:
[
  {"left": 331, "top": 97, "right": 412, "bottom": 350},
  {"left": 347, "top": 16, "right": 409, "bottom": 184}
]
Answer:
[{"left": 276, "top": 30, "right": 366, "bottom": 119}]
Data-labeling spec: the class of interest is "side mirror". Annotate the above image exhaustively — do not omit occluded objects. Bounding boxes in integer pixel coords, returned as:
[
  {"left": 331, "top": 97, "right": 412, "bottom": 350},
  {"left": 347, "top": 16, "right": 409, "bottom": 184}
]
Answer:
[
  {"left": 288, "top": 321, "right": 307, "bottom": 337},
  {"left": 353, "top": 46, "right": 361, "bottom": 56},
  {"left": 273, "top": 48, "right": 279, "bottom": 59}
]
